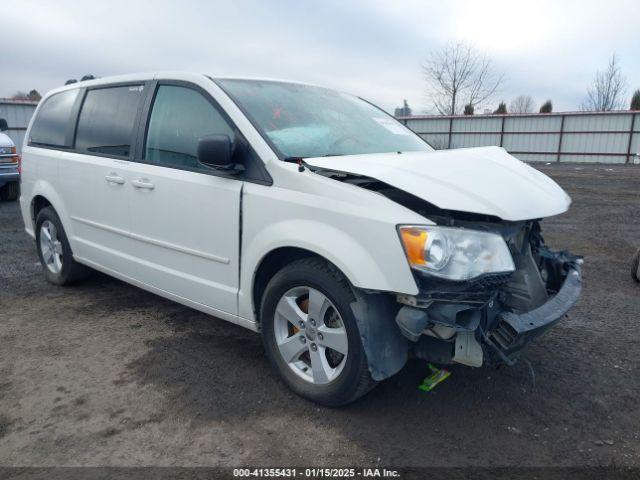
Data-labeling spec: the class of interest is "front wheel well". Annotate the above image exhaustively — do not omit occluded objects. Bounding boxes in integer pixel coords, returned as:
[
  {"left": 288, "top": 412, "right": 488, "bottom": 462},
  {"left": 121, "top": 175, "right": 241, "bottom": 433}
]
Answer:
[
  {"left": 31, "top": 195, "right": 52, "bottom": 227},
  {"left": 252, "top": 247, "right": 349, "bottom": 323}
]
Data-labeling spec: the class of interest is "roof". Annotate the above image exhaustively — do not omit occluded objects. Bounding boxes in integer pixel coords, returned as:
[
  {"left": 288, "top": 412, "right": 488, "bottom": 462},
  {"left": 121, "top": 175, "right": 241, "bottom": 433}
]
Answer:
[{"left": 39, "top": 72, "right": 337, "bottom": 103}]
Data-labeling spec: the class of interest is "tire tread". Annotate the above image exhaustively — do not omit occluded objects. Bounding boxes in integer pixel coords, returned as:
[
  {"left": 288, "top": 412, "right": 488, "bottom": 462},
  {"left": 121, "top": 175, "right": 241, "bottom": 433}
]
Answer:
[{"left": 632, "top": 248, "right": 640, "bottom": 283}]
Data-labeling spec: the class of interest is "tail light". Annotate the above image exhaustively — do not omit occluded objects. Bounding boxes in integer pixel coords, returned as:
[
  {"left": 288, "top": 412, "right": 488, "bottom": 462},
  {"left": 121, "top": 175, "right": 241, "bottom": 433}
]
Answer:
[{"left": 17, "top": 154, "right": 22, "bottom": 174}]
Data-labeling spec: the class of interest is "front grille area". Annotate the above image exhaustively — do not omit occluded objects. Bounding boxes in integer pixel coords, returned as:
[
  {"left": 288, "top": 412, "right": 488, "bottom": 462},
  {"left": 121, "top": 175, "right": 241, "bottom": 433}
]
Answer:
[{"left": 490, "top": 320, "right": 518, "bottom": 349}]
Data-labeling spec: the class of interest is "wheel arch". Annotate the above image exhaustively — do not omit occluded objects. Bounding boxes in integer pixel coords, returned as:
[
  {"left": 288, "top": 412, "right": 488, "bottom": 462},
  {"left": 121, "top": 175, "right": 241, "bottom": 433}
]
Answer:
[
  {"left": 27, "top": 181, "right": 74, "bottom": 242},
  {"left": 252, "top": 246, "right": 410, "bottom": 383},
  {"left": 240, "top": 218, "right": 418, "bottom": 322},
  {"left": 31, "top": 194, "right": 53, "bottom": 227},
  {"left": 252, "top": 246, "right": 352, "bottom": 324}
]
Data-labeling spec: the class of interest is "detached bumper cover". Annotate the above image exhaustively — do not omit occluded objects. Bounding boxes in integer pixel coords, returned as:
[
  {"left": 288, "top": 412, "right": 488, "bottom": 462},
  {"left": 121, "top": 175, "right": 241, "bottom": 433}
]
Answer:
[{"left": 488, "top": 261, "right": 582, "bottom": 358}]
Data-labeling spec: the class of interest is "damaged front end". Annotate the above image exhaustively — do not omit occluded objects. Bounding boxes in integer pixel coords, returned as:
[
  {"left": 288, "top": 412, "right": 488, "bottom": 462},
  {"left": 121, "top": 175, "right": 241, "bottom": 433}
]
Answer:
[
  {"left": 314, "top": 167, "right": 582, "bottom": 379},
  {"left": 396, "top": 220, "right": 583, "bottom": 368}
]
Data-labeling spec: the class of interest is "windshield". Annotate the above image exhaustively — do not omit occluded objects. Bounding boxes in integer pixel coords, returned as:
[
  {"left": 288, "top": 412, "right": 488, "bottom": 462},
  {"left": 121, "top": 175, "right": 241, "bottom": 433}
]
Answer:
[{"left": 216, "top": 79, "right": 433, "bottom": 159}]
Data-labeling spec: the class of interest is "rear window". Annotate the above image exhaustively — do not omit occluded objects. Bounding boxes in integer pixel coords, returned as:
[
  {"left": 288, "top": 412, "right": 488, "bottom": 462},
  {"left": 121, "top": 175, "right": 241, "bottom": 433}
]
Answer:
[
  {"left": 75, "top": 85, "right": 144, "bottom": 157},
  {"left": 29, "top": 89, "right": 79, "bottom": 147}
]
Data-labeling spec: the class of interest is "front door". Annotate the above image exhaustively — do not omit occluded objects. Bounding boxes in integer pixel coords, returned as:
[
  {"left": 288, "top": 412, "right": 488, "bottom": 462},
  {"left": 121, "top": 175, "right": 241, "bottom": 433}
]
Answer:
[{"left": 127, "top": 83, "right": 242, "bottom": 315}]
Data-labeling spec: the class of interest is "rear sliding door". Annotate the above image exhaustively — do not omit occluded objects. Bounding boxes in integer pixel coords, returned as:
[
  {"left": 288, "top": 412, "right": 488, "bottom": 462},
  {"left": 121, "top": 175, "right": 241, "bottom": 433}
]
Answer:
[{"left": 58, "top": 84, "right": 145, "bottom": 278}]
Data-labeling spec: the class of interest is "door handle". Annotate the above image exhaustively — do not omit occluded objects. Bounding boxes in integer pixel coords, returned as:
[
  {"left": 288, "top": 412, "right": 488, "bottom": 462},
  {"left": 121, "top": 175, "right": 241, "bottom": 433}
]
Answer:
[
  {"left": 132, "top": 178, "right": 155, "bottom": 190},
  {"left": 105, "top": 173, "right": 125, "bottom": 185}
]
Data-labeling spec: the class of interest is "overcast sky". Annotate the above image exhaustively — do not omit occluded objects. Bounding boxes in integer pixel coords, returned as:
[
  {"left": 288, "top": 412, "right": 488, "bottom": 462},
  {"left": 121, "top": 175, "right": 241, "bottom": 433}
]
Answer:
[{"left": 2, "top": 0, "right": 639, "bottom": 113}]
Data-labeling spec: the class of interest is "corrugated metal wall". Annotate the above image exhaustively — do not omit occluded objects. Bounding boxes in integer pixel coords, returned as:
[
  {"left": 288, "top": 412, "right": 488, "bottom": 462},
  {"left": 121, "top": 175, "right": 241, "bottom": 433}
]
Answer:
[
  {"left": 1, "top": 99, "right": 638, "bottom": 163},
  {"left": 400, "top": 111, "right": 640, "bottom": 164},
  {"left": 0, "top": 100, "right": 38, "bottom": 154}
]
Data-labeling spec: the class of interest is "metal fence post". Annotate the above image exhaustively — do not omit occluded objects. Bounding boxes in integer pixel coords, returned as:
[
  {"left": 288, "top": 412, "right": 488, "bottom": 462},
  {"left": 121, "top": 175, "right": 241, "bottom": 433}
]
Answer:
[
  {"left": 627, "top": 113, "right": 636, "bottom": 164},
  {"left": 499, "top": 116, "right": 505, "bottom": 147},
  {"left": 557, "top": 115, "right": 565, "bottom": 162},
  {"left": 447, "top": 117, "right": 453, "bottom": 149}
]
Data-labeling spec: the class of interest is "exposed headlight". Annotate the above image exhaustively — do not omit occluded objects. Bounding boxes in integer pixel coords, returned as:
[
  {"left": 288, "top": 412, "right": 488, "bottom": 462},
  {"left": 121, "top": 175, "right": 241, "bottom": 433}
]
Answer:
[{"left": 398, "top": 226, "right": 515, "bottom": 281}]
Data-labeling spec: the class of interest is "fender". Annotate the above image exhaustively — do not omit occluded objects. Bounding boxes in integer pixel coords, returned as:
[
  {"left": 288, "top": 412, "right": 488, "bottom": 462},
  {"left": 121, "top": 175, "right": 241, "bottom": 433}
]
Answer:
[
  {"left": 239, "top": 218, "right": 419, "bottom": 321},
  {"left": 28, "top": 180, "right": 76, "bottom": 247}
]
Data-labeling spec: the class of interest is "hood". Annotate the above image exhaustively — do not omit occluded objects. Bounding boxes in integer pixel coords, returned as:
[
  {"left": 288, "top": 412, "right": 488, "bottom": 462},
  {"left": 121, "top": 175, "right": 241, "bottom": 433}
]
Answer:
[
  {"left": 0, "top": 133, "right": 13, "bottom": 148},
  {"left": 305, "top": 146, "right": 571, "bottom": 222}
]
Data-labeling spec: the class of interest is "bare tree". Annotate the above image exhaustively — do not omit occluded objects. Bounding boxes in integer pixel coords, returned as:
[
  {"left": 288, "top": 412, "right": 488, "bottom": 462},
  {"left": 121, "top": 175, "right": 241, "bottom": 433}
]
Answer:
[
  {"left": 509, "top": 95, "right": 535, "bottom": 113},
  {"left": 10, "top": 91, "right": 30, "bottom": 100},
  {"left": 423, "top": 41, "right": 504, "bottom": 115},
  {"left": 581, "top": 54, "right": 627, "bottom": 111},
  {"left": 11, "top": 90, "right": 41, "bottom": 101}
]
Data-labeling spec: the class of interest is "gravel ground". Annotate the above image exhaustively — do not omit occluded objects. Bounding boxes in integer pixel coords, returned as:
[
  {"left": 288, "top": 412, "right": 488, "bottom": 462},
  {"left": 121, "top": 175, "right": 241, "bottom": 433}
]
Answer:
[{"left": 0, "top": 163, "right": 639, "bottom": 468}]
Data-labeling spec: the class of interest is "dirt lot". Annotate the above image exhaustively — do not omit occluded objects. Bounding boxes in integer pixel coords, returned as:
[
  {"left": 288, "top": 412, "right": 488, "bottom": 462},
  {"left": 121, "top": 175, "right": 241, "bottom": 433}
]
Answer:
[{"left": 0, "top": 163, "right": 639, "bottom": 468}]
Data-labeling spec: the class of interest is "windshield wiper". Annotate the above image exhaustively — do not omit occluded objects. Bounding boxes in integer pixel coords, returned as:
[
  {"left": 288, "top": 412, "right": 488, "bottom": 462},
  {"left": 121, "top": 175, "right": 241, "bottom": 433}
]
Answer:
[{"left": 283, "top": 156, "right": 314, "bottom": 172}]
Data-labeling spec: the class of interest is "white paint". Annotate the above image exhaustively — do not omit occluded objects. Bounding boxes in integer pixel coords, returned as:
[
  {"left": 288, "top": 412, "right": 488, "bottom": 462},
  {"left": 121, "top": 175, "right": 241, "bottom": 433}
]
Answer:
[
  {"left": 306, "top": 146, "right": 571, "bottom": 221},
  {"left": 0, "top": 132, "right": 13, "bottom": 148},
  {"left": 20, "top": 73, "right": 573, "bottom": 331}
]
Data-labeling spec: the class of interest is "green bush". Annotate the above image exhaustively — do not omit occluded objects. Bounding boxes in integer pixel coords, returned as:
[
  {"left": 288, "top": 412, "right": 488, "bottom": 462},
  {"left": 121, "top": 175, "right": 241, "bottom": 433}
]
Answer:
[
  {"left": 631, "top": 90, "right": 640, "bottom": 110},
  {"left": 493, "top": 102, "right": 507, "bottom": 114},
  {"left": 539, "top": 100, "right": 553, "bottom": 113}
]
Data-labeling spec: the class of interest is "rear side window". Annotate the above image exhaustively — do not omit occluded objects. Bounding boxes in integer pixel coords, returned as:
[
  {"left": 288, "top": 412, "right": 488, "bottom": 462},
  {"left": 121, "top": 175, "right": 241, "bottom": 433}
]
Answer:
[
  {"left": 75, "top": 85, "right": 144, "bottom": 157},
  {"left": 144, "top": 85, "right": 234, "bottom": 171},
  {"left": 29, "top": 89, "right": 79, "bottom": 147}
]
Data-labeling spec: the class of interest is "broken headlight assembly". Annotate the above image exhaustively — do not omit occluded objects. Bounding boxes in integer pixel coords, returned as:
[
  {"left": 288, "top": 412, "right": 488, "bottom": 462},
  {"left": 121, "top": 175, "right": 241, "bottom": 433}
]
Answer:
[{"left": 398, "top": 225, "right": 515, "bottom": 281}]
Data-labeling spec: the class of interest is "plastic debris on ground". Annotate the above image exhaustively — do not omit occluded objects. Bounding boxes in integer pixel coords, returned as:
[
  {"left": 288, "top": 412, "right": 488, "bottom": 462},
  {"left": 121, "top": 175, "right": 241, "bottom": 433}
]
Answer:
[{"left": 418, "top": 363, "right": 451, "bottom": 392}]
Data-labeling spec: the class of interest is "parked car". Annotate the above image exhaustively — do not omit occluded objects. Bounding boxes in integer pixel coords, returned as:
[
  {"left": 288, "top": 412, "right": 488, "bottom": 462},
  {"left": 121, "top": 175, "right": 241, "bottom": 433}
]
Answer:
[
  {"left": 0, "top": 118, "right": 20, "bottom": 201},
  {"left": 19, "top": 73, "right": 582, "bottom": 405}
]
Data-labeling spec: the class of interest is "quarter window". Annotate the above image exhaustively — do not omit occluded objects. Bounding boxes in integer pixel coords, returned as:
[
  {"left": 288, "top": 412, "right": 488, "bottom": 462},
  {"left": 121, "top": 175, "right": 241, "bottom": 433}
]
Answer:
[
  {"left": 145, "top": 85, "right": 234, "bottom": 171},
  {"left": 29, "top": 89, "right": 79, "bottom": 147},
  {"left": 75, "top": 85, "right": 144, "bottom": 157}
]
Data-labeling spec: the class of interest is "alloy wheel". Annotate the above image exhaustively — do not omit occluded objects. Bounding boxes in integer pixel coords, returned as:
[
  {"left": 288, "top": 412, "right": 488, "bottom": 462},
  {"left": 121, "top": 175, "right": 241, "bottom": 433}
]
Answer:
[
  {"left": 39, "top": 220, "right": 63, "bottom": 274},
  {"left": 273, "top": 286, "right": 349, "bottom": 384}
]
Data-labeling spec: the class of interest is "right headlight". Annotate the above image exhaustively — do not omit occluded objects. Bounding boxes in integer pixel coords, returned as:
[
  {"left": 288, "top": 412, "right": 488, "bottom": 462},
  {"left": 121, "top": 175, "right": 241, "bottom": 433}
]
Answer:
[{"left": 398, "top": 225, "right": 515, "bottom": 281}]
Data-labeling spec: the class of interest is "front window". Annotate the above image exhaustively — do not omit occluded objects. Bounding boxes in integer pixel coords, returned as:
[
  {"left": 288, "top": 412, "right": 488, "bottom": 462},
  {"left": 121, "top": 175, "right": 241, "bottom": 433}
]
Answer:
[
  {"left": 216, "top": 79, "right": 433, "bottom": 159},
  {"left": 145, "top": 85, "right": 234, "bottom": 172}
]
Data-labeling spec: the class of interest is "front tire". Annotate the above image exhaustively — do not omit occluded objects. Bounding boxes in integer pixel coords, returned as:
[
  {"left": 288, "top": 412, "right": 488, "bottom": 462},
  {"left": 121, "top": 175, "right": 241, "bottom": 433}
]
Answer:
[
  {"left": 260, "top": 258, "right": 375, "bottom": 406},
  {"left": 35, "top": 207, "right": 90, "bottom": 285},
  {"left": 632, "top": 248, "right": 640, "bottom": 283}
]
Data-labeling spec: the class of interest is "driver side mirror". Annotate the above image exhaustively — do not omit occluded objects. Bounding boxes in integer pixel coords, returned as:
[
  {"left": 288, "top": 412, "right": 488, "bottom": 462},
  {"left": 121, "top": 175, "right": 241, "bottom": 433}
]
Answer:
[
  {"left": 0, "top": 119, "right": 8, "bottom": 132},
  {"left": 197, "top": 134, "right": 234, "bottom": 169}
]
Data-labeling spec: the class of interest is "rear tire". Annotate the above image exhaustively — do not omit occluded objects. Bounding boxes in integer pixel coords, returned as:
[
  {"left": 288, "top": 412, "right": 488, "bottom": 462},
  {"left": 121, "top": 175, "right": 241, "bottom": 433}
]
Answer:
[
  {"left": 35, "top": 207, "right": 90, "bottom": 285},
  {"left": 260, "top": 257, "right": 375, "bottom": 406},
  {"left": 1, "top": 182, "right": 19, "bottom": 201},
  {"left": 632, "top": 248, "right": 640, "bottom": 283}
]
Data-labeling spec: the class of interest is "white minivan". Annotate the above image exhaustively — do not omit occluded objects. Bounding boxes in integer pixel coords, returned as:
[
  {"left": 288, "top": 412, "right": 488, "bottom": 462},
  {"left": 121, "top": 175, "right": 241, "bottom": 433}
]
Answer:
[{"left": 20, "top": 73, "right": 582, "bottom": 405}]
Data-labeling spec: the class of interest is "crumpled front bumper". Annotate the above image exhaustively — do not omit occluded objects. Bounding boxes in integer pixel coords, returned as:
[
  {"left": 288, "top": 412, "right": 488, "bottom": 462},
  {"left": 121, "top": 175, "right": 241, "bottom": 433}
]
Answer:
[
  {"left": 485, "top": 259, "right": 583, "bottom": 363},
  {"left": 396, "top": 247, "right": 583, "bottom": 369}
]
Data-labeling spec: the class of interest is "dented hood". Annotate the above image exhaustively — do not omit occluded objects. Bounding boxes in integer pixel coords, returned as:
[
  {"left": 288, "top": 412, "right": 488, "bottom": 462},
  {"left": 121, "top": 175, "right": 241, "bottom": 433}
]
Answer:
[{"left": 305, "top": 146, "right": 571, "bottom": 221}]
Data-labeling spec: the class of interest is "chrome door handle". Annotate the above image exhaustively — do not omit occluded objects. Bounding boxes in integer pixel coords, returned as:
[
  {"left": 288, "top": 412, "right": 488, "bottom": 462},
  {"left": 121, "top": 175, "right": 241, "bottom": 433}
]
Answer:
[
  {"left": 105, "top": 173, "right": 125, "bottom": 185},
  {"left": 132, "top": 178, "right": 155, "bottom": 190}
]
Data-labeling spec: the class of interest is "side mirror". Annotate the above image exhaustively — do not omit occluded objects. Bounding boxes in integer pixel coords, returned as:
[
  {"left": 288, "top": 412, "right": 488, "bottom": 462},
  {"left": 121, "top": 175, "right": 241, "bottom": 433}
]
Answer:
[
  {"left": 0, "top": 119, "right": 7, "bottom": 132},
  {"left": 197, "top": 134, "right": 234, "bottom": 168}
]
